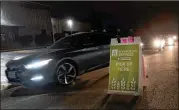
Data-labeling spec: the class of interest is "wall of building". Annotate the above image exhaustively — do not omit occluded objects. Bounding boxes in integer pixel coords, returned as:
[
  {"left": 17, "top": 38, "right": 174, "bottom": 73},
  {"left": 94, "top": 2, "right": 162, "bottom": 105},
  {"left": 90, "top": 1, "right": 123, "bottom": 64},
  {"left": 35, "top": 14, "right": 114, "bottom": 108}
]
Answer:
[
  {"left": 1, "top": 1, "right": 52, "bottom": 36},
  {"left": 51, "top": 18, "right": 63, "bottom": 34},
  {"left": 51, "top": 18, "right": 91, "bottom": 35},
  {"left": 1, "top": 1, "right": 53, "bottom": 49}
]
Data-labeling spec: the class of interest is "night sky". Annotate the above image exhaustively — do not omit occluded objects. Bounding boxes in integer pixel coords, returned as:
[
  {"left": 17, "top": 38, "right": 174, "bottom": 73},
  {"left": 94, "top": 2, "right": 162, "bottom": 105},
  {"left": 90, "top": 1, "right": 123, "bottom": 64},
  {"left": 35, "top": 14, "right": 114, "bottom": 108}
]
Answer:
[{"left": 37, "top": 1, "right": 179, "bottom": 34}]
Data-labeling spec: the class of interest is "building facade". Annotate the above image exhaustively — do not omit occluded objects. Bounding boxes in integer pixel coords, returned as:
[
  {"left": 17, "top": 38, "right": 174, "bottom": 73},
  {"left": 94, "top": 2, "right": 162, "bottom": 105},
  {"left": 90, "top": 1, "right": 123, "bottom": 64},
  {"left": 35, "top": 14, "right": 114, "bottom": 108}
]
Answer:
[
  {"left": 51, "top": 18, "right": 91, "bottom": 36},
  {"left": 1, "top": 1, "right": 53, "bottom": 49}
]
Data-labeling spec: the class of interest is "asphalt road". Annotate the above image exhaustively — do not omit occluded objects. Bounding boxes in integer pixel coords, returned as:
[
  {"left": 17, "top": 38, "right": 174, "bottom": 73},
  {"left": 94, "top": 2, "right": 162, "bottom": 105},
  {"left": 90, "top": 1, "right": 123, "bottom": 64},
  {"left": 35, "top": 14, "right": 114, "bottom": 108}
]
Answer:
[
  {"left": 136, "top": 45, "right": 178, "bottom": 109},
  {"left": 1, "top": 45, "right": 178, "bottom": 109}
]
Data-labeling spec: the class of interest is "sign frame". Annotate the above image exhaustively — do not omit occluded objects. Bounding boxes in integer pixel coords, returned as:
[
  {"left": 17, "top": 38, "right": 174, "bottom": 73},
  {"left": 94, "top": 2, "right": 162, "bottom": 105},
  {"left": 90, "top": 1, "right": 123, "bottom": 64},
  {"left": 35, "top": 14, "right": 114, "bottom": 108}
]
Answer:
[{"left": 108, "top": 37, "right": 143, "bottom": 96}]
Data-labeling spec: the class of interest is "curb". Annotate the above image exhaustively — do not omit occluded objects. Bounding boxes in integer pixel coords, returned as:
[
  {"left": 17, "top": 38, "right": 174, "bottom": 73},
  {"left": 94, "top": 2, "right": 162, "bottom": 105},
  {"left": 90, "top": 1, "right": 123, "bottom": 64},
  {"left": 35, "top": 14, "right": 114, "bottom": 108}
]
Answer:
[
  {"left": 46, "top": 72, "right": 109, "bottom": 96},
  {"left": 1, "top": 83, "right": 10, "bottom": 91},
  {"left": 0, "top": 72, "right": 109, "bottom": 99},
  {"left": 86, "top": 73, "right": 109, "bottom": 88},
  {"left": 93, "top": 94, "right": 111, "bottom": 109},
  {"left": 1, "top": 86, "right": 22, "bottom": 99}
]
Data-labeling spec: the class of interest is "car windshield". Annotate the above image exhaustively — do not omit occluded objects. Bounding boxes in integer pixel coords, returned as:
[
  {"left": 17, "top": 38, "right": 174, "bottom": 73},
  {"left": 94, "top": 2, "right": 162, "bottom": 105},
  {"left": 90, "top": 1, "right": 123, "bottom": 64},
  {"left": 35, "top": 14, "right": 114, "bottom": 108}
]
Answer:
[{"left": 49, "top": 36, "right": 76, "bottom": 49}]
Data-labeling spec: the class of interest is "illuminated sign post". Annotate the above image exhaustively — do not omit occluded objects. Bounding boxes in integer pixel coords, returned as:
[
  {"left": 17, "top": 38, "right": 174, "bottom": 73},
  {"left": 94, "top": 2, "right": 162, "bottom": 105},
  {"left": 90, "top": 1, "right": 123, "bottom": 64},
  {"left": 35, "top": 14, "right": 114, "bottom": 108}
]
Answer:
[{"left": 108, "top": 37, "right": 143, "bottom": 96}]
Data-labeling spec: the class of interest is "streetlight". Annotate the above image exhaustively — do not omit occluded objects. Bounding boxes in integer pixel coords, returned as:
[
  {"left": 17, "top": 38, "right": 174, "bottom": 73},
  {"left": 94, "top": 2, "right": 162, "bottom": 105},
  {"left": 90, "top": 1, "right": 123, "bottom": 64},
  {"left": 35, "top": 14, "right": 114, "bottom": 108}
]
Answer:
[
  {"left": 1, "top": 18, "right": 6, "bottom": 25},
  {"left": 1, "top": 9, "right": 11, "bottom": 26},
  {"left": 67, "top": 19, "right": 73, "bottom": 34},
  {"left": 1, "top": 9, "right": 6, "bottom": 25}
]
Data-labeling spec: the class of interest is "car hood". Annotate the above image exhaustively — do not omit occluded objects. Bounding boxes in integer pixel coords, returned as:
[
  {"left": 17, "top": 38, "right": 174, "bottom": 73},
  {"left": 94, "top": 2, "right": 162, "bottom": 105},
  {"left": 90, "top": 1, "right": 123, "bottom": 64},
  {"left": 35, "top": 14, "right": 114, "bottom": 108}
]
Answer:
[{"left": 6, "top": 48, "right": 69, "bottom": 67}]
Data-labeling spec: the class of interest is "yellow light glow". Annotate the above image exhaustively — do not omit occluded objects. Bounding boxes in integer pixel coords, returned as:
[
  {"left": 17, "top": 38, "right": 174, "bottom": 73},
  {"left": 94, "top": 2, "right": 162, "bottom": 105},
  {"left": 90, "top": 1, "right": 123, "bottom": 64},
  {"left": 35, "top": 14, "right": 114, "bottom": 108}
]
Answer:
[
  {"left": 169, "top": 46, "right": 173, "bottom": 51},
  {"left": 153, "top": 39, "right": 161, "bottom": 47},
  {"left": 140, "top": 42, "right": 144, "bottom": 47},
  {"left": 161, "top": 39, "right": 165, "bottom": 47},
  {"left": 168, "top": 38, "right": 174, "bottom": 45},
  {"left": 173, "top": 36, "right": 177, "bottom": 40}
]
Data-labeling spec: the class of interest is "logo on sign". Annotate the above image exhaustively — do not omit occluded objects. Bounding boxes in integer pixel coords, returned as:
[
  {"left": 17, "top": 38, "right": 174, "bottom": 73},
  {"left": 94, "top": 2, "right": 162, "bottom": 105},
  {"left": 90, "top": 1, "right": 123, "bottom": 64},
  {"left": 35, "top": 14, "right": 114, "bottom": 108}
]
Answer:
[{"left": 112, "top": 49, "right": 118, "bottom": 56}]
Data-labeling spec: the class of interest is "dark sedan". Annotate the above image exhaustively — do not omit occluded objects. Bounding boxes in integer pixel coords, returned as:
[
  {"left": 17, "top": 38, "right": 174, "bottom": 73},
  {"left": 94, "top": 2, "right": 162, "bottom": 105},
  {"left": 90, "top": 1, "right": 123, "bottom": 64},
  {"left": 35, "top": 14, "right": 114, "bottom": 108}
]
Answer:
[{"left": 5, "top": 32, "right": 114, "bottom": 87}]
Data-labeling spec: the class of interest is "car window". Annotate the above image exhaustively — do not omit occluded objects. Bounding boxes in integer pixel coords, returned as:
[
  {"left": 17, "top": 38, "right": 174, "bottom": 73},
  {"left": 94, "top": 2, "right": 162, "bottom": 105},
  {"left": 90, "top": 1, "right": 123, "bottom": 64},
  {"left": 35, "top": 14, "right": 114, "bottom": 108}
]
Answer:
[
  {"left": 101, "top": 34, "right": 112, "bottom": 45},
  {"left": 80, "top": 34, "right": 95, "bottom": 47},
  {"left": 49, "top": 36, "right": 80, "bottom": 49},
  {"left": 92, "top": 33, "right": 112, "bottom": 46}
]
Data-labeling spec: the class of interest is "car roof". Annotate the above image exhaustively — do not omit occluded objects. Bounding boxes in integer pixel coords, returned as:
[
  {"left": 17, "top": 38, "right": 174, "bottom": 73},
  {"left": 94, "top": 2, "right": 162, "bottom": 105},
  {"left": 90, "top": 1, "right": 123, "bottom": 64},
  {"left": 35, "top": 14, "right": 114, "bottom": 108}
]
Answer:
[
  {"left": 55, "top": 32, "right": 116, "bottom": 43},
  {"left": 70, "top": 32, "right": 115, "bottom": 37},
  {"left": 55, "top": 32, "right": 116, "bottom": 42}
]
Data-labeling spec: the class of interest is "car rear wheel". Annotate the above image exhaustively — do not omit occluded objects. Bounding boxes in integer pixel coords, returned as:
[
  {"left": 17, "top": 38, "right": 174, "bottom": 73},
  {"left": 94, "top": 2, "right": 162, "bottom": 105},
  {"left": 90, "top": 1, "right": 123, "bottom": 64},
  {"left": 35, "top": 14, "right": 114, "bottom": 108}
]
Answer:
[{"left": 56, "top": 62, "right": 77, "bottom": 85}]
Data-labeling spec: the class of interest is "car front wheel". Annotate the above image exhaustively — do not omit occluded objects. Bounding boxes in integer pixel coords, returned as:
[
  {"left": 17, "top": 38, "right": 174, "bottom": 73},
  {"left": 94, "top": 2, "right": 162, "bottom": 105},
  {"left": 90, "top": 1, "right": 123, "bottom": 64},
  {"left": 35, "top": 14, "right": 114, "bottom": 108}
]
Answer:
[{"left": 56, "top": 62, "right": 77, "bottom": 85}]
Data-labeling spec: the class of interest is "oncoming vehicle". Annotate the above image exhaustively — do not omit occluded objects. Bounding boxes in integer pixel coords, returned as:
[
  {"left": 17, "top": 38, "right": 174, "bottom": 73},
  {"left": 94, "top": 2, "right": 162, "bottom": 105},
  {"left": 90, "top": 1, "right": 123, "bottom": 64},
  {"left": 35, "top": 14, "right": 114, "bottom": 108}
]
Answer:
[
  {"left": 140, "top": 36, "right": 165, "bottom": 51},
  {"left": 165, "top": 37, "right": 175, "bottom": 46},
  {"left": 5, "top": 32, "right": 115, "bottom": 87}
]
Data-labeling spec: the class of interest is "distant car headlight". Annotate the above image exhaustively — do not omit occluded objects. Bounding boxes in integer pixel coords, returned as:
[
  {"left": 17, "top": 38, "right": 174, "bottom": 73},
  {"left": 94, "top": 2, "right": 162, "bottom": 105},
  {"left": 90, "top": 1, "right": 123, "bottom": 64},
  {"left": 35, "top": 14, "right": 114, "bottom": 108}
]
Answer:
[
  {"left": 173, "top": 36, "right": 177, "bottom": 40},
  {"left": 140, "top": 42, "right": 144, "bottom": 47},
  {"left": 153, "top": 39, "right": 161, "bottom": 48},
  {"left": 161, "top": 39, "right": 165, "bottom": 47},
  {"left": 25, "top": 59, "right": 52, "bottom": 69},
  {"left": 168, "top": 38, "right": 174, "bottom": 45},
  {"left": 13, "top": 56, "right": 25, "bottom": 60}
]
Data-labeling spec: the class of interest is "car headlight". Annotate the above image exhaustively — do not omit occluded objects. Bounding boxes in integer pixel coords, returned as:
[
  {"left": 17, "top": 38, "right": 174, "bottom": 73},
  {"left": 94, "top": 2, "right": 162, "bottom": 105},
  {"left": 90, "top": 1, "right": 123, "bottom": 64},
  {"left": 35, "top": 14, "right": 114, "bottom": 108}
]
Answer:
[
  {"left": 31, "top": 75, "right": 44, "bottom": 81},
  {"left": 153, "top": 39, "right": 161, "bottom": 47},
  {"left": 140, "top": 42, "right": 144, "bottom": 47},
  {"left": 173, "top": 36, "right": 177, "bottom": 40},
  {"left": 13, "top": 56, "right": 25, "bottom": 60},
  {"left": 25, "top": 59, "right": 52, "bottom": 69},
  {"left": 168, "top": 38, "right": 174, "bottom": 45},
  {"left": 161, "top": 39, "right": 165, "bottom": 47}
]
